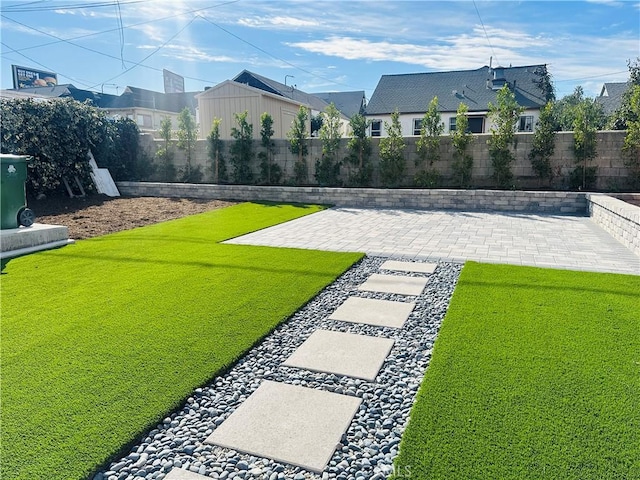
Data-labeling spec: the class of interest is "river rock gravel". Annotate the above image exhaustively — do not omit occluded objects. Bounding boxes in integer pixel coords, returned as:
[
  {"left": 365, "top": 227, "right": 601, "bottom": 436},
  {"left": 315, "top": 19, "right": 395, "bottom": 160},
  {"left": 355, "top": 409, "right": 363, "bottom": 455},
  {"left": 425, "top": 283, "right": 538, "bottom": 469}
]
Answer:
[{"left": 94, "top": 256, "right": 462, "bottom": 480}]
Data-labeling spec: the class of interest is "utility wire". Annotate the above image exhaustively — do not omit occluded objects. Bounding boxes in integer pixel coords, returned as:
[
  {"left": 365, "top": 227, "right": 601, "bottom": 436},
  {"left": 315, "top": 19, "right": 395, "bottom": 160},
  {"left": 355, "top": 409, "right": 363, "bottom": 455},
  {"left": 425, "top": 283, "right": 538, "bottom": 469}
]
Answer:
[
  {"left": 472, "top": 0, "right": 499, "bottom": 67},
  {"left": 115, "top": 0, "right": 126, "bottom": 69},
  {"left": 1, "top": 41, "right": 95, "bottom": 88},
  {"left": 87, "top": 16, "right": 198, "bottom": 89},
  {"left": 197, "top": 15, "right": 363, "bottom": 91},
  {"left": 6, "top": 0, "right": 240, "bottom": 54},
  {"left": 1, "top": 0, "right": 146, "bottom": 13}
]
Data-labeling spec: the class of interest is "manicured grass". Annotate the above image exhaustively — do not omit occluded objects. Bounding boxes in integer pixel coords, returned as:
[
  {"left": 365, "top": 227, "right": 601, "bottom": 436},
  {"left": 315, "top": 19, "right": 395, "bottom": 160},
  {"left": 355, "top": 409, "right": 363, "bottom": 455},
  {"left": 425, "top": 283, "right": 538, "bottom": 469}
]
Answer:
[
  {"left": 393, "top": 262, "right": 640, "bottom": 480},
  {"left": 1, "top": 203, "right": 363, "bottom": 480}
]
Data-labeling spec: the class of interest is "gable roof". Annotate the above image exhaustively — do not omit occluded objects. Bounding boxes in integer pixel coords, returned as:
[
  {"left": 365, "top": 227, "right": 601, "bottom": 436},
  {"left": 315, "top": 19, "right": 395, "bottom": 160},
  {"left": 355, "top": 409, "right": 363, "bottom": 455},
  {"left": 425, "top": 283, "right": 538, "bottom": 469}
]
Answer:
[
  {"left": 596, "top": 82, "right": 629, "bottom": 115},
  {"left": 233, "top": 70, "right": 330, "bottom": 113},
  {"left": 365, "top": 65, "right": 549, "bottom": 115},
  {"left": 5, "top": 84, "right": 113, "bottom": 104},
  {"left": 314, "top": 91, "right": 366, "bottom": 118}
]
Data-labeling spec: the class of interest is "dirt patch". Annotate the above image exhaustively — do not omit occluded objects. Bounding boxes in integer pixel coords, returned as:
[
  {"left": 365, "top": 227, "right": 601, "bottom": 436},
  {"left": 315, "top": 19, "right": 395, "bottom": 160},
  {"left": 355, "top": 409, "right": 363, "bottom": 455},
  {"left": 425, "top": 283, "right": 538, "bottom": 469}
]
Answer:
[{"left": 29, "top": 195, "right": 236, "bottom": 240}]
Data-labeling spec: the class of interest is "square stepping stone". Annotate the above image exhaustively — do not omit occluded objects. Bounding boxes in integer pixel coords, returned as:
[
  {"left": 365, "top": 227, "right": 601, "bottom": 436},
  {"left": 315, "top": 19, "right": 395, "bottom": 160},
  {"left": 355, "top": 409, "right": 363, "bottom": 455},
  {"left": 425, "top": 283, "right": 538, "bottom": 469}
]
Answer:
[
  {"left": 358, "top": 273, "right": 428, "bottom": 296},
  {"left": 381, "top": 260, "right": 437, "bottom": 274},
  {"left": 205, "top": 380, "right": 361, "bottom": 473},
  {"left": 283, "top": 329, "right": 394, "bottom": 381},
  {"left": 329, "top": 296, "right": 415, "bottom": 328},
  {"left": 165, "top": 469, "right": 211, "bottom": 480}
]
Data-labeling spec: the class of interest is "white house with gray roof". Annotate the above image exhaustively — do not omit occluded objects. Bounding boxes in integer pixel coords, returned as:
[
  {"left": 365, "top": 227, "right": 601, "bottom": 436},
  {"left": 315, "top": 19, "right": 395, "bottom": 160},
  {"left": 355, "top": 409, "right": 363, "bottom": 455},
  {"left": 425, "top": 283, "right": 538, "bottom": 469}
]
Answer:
[{"left": 365, "top": 65, "right": 550, "bottom": 137}]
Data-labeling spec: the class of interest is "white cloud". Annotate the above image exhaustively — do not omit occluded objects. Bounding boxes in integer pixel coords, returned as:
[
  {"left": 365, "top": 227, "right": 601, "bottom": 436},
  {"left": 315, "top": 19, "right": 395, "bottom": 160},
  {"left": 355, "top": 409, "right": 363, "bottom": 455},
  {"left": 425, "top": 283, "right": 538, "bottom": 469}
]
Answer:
[{"left": 238, "top": 16, "right": 320, "bottom": 29}]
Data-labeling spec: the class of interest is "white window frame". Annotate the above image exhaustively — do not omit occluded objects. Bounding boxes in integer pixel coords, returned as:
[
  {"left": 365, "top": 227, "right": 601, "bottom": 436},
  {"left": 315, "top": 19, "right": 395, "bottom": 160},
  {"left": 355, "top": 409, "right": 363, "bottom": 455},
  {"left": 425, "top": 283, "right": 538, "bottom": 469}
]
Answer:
[
  {"left": 370, "top": 119, "right": 382, "bottom": 137},
  {"left": 449, "top": 117, "right": 456, "bottom": 132},
  {"left": 413, "top": 118, "right": 423, "bottom": 136},
  {"left": 519, "top": 115, "right": 534, "bottom": 132}
]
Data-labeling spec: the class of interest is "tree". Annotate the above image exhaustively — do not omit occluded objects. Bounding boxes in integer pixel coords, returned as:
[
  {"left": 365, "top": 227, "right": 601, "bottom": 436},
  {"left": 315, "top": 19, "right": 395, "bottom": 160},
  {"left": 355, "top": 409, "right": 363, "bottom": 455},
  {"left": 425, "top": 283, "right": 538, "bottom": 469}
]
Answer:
[
  {"left": 207, "top": 117, "right": 227, "bottom": 183},
  {"left": 451, "top": 103, "right": 474, "bottom": 188},
  {"left": 176, "top": 107, "right": 201, "bottom": 183},
  {"left": 415, "top": 96, "right": 444, "bottom": 187},
  {"left": 287, "top": 105, "right": 309, "bottom": 184},
  {"left": 155, "top": 116, "right": 176, "bottom": 182},
  {"left": 344, "top": 113, "right": 372, "bottom": 186},
  {"left": 555, "top": 86, "right": 606, "bottom": 131},
  {"left": 609, "top": 58, "right": 640, "bottom": 130},
  {"left": 532, "top": 64, "right": 555, "bottom": 103},
  {"left": 258, "top": 112, "right": 280, "bottom": 184},
  {"left": 315, "top": 103, "right": 343, "bottom": 186},
  {"left": 528, "top": 102, "right": 556, "bottom": 185},
  {"left": 488, "top": 85, "right": 524, "bottom": 188},
  {"left": 378, "top": 109, "right": 406, "bottom": 187},
  {"left": 230, "top": 111, "right": 254, "bottom": 184},
  {"left": 572, "top": 99, "right": 599, "bottom": 190},
  {"left": 621, "top": 84, "right": 640, "bottom": 188}
]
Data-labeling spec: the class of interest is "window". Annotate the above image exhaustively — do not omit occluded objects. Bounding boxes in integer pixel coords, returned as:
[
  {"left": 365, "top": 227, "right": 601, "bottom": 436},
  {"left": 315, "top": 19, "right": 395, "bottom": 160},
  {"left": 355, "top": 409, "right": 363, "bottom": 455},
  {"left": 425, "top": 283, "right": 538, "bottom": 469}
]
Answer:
[
  {"left": 370, "top": 120, "right": 381, "bottom": 137},
  {"left": 450, "top": 116, "right": 484, "bottom": 133},
  {"left": 519, "top": 115, "right": 534, "bottom": 132},
  {"left": 136, "top": 114, "right": 152, "bottom": 128},
  {"left": 413, "top": 118, "right": 423, "bottom": 136}
]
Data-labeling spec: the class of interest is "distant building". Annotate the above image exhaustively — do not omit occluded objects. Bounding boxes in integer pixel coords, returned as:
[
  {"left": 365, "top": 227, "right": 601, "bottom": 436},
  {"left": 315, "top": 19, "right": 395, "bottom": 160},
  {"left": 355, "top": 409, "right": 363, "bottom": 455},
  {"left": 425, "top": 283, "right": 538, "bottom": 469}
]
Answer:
[
  {"left": 596, "top": 82, "right": 629, "bottom": 116},
  {"left": 365, "top": 65, "right": 550, "bottom": 137},
  {"left": 1, "top": 84, "right": 198, "bottom": 132},
  {"left": 197, "top": 70, "right": 366, "bottom": 139}
]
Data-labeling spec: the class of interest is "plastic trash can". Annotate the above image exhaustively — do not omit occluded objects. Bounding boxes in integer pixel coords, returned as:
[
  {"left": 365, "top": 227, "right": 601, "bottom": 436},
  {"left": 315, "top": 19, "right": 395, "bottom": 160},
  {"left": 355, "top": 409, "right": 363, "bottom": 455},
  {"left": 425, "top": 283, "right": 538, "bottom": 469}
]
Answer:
[{"left": 1, "top": 154, "right": 35, "bottom": 229}]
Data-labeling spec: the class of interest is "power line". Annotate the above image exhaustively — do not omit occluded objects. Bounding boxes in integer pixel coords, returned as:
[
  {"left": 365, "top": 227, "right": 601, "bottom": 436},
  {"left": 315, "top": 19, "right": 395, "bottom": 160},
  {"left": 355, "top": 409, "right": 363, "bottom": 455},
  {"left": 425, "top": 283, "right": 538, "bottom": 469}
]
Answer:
[
  {"left": 6, "top": 0, "right": 240, "bottom": 54},
  {"left": 88, "top": 16, "right": 198, "bottom": 89},
  {"left": 1, "top": 0, "right": 146, "bottom": 13},
  {"left": 1, "top": 41, "right": 95, "bottom": 88},
  {"left": 472, "top": 0, "right": 499, "bottom": 67},
  {"left": 197, "top": 15, "right": 363, "bottom": 91}
]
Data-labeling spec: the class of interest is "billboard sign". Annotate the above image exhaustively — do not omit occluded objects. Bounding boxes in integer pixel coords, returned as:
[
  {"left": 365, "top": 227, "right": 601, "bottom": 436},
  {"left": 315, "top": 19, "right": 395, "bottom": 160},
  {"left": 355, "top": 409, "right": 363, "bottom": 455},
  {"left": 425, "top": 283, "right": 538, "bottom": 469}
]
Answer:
[
  {"left": 12, "top": 65, "right": 58, "bottom": 89},
  {"left": 163, "top": 69, "right": 184, "bottom": 94}
]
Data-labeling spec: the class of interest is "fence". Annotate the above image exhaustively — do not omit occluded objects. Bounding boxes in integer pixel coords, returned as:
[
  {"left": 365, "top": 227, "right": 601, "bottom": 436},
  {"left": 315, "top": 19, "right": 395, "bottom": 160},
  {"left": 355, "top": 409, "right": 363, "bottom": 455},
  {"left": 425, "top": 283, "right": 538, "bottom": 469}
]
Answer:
[{"left": 140, "top": 130, "right": 633, "bottom": 191}]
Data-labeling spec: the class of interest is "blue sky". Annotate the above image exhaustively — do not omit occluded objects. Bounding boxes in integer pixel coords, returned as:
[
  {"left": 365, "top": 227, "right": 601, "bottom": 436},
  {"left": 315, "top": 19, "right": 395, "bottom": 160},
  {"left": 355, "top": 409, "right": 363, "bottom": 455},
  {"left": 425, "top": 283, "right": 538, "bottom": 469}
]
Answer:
[{"left": 1, "top": 0, "right": 638, "bottom": 100}]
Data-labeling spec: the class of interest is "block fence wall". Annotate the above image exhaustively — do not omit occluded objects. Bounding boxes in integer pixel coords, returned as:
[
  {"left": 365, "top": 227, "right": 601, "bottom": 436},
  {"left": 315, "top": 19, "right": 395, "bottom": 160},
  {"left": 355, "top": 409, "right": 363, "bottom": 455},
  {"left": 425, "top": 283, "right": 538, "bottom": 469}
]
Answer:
[
  {"left": 116, "top": 182, "right": 589, "bottom": 214},
  {"left": 140, "top": 130, "right": 634, "bottom": 191}
]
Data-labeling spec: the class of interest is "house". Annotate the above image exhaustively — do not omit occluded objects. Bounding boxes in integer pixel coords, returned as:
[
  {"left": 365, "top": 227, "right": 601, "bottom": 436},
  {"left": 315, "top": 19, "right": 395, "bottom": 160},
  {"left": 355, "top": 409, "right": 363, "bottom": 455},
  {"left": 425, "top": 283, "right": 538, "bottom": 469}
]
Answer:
[
  {"left": 365, "top": 65, "right": 550, "bottom": 137},
  {"left": 596, "top": 82, "right": 629, "bottom": 116},
  {"left": 197, "top": 70, "right": 364, "bottom": 139},
  {"left": 2, "top": 84, "right": 198, "bottom": 132},
  {"left": 100, "top": 86, "right": 198, "bottom": 131}
]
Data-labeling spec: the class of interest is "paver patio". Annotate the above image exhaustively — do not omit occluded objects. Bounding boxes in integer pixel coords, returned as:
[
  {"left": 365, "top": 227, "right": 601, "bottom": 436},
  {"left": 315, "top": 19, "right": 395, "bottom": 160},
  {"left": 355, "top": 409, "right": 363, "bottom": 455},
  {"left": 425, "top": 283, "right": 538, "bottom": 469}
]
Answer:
[
  {"left": 225, "top": 207, "right": 640, "bottom": 275},
  {"left": 381, "top": 260, "right": 438, "bottom": 273}
]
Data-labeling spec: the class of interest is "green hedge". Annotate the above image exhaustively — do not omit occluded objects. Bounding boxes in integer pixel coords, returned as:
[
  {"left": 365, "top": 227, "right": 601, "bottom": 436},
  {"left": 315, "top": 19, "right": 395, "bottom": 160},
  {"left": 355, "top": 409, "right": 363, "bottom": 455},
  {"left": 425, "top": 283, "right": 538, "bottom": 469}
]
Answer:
[{"left": 0, "top": 98, "right": 150, "bottom": 196}]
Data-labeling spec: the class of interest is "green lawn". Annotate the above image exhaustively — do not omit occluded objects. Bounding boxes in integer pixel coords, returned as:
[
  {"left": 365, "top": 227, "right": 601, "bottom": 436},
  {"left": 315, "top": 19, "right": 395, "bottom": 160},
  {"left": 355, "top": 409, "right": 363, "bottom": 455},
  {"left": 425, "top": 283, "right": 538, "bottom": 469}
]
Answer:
[
  {"left": 0, "top": 202, "right": 363, "bottom": 480},
  {"left": 392, "top": 262, "right": 640, "bottom": 480}
]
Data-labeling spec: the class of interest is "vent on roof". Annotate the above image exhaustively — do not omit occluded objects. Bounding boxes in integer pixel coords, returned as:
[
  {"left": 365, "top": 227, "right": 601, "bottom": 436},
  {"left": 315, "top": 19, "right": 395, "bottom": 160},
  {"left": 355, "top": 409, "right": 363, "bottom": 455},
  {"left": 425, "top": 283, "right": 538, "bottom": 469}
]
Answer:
[{"left": 491, "top": 67, "right": 507, "bottom": 90}]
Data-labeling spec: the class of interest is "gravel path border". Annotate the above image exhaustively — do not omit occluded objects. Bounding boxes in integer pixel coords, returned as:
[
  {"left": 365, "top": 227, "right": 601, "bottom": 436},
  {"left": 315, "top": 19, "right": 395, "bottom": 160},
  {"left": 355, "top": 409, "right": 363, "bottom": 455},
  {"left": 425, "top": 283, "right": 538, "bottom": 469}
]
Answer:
[{"left": 95, "top": 256, "right": 462, "bottom": 480}]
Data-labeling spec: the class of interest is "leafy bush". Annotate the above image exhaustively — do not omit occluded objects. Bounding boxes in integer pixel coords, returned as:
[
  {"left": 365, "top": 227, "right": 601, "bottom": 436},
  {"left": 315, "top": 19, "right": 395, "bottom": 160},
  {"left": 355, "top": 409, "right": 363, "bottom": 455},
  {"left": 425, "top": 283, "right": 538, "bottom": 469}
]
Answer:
[
  {"left": 258, "top": 113, "right": 279, "bottom": 184},
  {"left": 451, "top": 103, "right": 474, "bottom": 188},
  {"left": 488, "top": 85, "right": 523, "bottom": 189},
  {"left": 1, "top": 98, "right": 149, "bottom": 196},
  {"left": 528, "top": 102, "right": 556, "bottom": 185},
  {"left": 344, "top": 114, "right": 372, "bottom": 187},
  {"left": 288, "top": 106, "right": 309, "bottom": 185},
  {"left": 379, "top": 110, "right": 406, "bottom": 187},
  {"left": 621, "top": 85, "right": 640, "bottom": 189},
  {"left": 314, "top": 156, "right": 341, "bottom": 186},
  {"left": 230, "top": 111, "right": 254, "bottom": 184}
]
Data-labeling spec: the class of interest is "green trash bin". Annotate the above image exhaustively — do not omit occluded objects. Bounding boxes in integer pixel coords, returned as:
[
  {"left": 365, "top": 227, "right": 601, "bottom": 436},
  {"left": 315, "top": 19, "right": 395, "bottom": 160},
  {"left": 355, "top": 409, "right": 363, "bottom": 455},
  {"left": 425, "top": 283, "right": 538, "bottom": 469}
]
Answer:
[{"left": 1, "top": 154, "right": 35, "bottom": 230}]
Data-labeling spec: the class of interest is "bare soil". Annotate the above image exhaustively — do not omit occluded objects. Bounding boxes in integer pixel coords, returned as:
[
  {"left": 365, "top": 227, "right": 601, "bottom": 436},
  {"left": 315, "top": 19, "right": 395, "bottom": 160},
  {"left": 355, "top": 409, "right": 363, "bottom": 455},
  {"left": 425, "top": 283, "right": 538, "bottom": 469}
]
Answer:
[{"left": 29, "top": 195, "right": 236, "bottom": 240}]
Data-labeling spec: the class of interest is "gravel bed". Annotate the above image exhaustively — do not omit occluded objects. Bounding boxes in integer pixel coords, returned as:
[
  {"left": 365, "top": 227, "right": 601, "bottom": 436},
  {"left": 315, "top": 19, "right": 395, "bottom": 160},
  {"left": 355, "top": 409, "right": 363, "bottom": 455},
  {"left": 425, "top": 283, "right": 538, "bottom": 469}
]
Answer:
[{"left": 94, "top": 256, "right": 462, "bottom": 480}]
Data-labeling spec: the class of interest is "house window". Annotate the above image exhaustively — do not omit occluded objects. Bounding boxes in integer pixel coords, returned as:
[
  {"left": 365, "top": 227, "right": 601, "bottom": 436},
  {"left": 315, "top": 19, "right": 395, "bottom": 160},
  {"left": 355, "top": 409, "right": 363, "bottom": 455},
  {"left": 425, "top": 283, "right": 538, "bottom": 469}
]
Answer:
[
  {"left": 413, "top": 118, "right": 423, "bottom": 136},
  {"left": 519, "top": 115, "right": 534, "bottom": 132},
  {"left": 450, "top": 116, "right": 484, "bottom": 133},
  {"left": 136, "top": 114, "right": 152, "bottom": 128},
  {"left": 371, "top": 120, "right": 381, "bottom": 137}
]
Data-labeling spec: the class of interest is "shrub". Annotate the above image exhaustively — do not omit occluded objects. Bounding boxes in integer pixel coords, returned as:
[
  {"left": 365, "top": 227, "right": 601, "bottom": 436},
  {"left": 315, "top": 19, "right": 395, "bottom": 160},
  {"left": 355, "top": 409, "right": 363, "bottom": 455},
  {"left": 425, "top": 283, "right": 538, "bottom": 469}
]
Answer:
[
  {"left": 207, "top": 117, "right": 228, "bottom": 183},
  {"left": 451, "top": 103, "right": 474, "bottom": 188},
  {"left": 344, "top": 114, "right": 373, "bottom": 186},
  {"left": 415, "top": 97, "right": 443, "bottom": 187},
  {"left": 230, "top": 111, "right": 254, "bottom": 184},
  {"left": 379, "top": 109, "right": 406, "bottom": 187},
  {"left": 488, "top": 85, "right": 523, "bottom": 188},
  {"left": 287, "top": 106, "right": 309, "bottom": 185}
]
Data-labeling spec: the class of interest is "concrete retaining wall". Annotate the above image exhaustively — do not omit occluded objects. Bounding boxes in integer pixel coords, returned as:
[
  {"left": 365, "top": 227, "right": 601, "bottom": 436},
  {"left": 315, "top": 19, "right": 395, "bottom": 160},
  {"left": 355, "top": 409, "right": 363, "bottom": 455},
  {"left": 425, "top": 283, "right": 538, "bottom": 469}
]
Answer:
[
  {"left": 116, "top": 182, "right": 588, "bottom": 214},
  {"left": 587, "top": 194, "right": 640, "bottom": 257}
]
